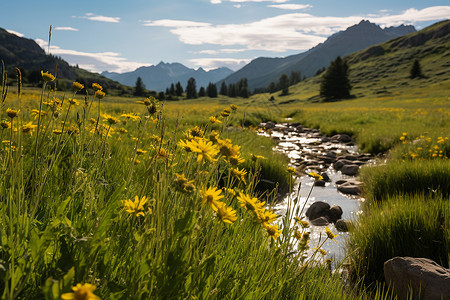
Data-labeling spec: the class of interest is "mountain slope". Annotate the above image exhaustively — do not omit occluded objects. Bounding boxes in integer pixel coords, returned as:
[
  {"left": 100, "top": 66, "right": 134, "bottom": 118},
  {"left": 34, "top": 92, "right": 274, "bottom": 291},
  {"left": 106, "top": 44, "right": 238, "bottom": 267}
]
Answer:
[
  {"left": 221, "top": 20, "right": 415, "bottom": 90},
  {"left": 284, "top": 19, "right": 450, "bottom": 100},
  {"left": 0, "top": 28, "right": 127, "bottom": 93},
  {"left": 102, "top": 62, "right": 234, "bottom": 92}
]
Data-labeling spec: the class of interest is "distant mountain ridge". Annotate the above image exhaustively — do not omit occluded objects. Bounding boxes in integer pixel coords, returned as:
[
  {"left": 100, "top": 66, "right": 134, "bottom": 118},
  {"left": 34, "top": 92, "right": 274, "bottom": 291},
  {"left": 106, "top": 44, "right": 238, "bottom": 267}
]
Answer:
[
  {"left": 220, "top": 20, "right": 416, "bottom": 90},
  {"left": 102, "top": 62, "right": 234, "bottom": 92}
]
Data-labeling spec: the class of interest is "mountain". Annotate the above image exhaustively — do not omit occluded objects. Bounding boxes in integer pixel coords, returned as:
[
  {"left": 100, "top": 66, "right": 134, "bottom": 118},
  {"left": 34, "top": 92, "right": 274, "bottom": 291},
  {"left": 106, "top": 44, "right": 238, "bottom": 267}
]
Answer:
[
  {"left": 284, "top": 19, "right": 450, "bottom": 101},
  {"left": 220, "top": 20, "right": 416, "bottom": 90},
  {"left": 0, "top": 28, "right": 127, "bottom": 93},
  {"left": 102, "top": 62, "right": 234, "bottom": 92}
]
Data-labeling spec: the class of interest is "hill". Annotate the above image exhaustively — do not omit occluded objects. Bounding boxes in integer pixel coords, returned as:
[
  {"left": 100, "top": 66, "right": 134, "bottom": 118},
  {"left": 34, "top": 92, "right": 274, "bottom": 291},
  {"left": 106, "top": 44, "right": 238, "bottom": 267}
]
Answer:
[
  {"left": 220, "top": 20, "right": 416, "bottom": 91},
  {"left": 0, "top": 28, "right": 130, "bottom": 94},
  {"left": 276, "top": 19, "right": 450, "bottom": 101},
  {"left": 102, "top": 62, "right": 234, "bottom": 92}
]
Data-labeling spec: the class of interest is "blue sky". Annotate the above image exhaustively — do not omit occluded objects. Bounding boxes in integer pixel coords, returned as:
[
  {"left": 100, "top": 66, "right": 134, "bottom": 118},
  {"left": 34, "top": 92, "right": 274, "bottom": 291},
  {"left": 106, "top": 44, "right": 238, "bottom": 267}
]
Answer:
[{"left": 1, "top": 0, "right": 449, "bottom": 73}]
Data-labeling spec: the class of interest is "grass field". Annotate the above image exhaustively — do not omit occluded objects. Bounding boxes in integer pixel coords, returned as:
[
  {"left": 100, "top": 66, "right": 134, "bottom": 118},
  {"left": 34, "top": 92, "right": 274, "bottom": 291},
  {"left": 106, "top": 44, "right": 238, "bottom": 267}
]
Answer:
[{"left": 1, "top": 60, "right": 448, "bottom": 299}]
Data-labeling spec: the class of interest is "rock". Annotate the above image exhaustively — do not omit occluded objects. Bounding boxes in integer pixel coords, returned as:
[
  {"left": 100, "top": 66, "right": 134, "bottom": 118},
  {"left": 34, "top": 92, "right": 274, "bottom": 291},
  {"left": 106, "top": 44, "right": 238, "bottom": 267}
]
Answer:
[
  {"left": 384, "top": 257, "right": 450, "bottom": 300},
  {"left": 321, "top": 172, "right": 331, "bottom": 182},
  {"left": 310, "top": 216, "right": 330, "bottom": 226},
  {"left": 337, "top": 182, "right": 362, "bottom": 195},
  {"left": 335, "top": 179, "right": 347, "bottom": 185},
  {"left": 314, "top": 180, "right": 326, "bottom": 187},
  {"left": 306, "top": 201, "right": 330, "bottom": 221},
  {"left": 341, "top": 164, "right": 359, "bottom": 176},
  {"left": 331, "top": 134, "right": 352, "bottom": 143},
  {"left": 335, "top": 219, "right": 351, "bottom": 232},
  {"left": 264, "top": 121, "right": 276, "bottom": 129},
  {"left": 329, "top": 205, "right": 343, "bottom": 223},
  {"left": 333, "top": 159, "right": 354, "bottom": 170}
]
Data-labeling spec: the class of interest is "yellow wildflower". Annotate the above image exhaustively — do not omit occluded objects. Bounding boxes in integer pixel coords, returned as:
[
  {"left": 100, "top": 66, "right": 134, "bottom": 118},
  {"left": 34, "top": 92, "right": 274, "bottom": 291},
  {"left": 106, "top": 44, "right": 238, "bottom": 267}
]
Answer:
[
  {"left": 264, "top": 224, "right": 282, "bottom": 239},
  {"left": 221, "top": 108, "right": 231, "bottom": 117},
  {"left": 209, "top": 116, "right": 222, "bottom": 124},
  {"left": 41, "top": 70, "right": 55, "bottom": 82},
  {"left": 325, "top": 227, "right": 338, "bottom": 242},
  {"left": 61, "top": 283, "right": 100, "bottom": 300},
  {"left": 21, "top": 122, "right": 37, "bottom": 135},
  {"left": 218, "top": 139, "right": 240, "bottom": 157},
  {"left": 212, "top": 202, "right": 237, "bottom": 225},
  {"left": 251, "top": 154, "right": 265, "bottom": 161},
  {"left": 72, "top": 82, "right": 84, "bottom": 92},
  {"left": 209, "top": 130, "right": 219, "bottom": 143},
  {"left": 136, "top": 149, "right": 147, "bottom": 155},
  {"left": 287, "top": 167, "right": 295, "bottom": 173},
  {"left": 92, "top": 83, "right": 103, "bottom": 91},
  {"left": 255, "top": 209, "right": 277, "bottom": 225},
  {"left": 1, "top": 120, "right": 10, "bottom": 129},
  {"left": 185, "top": 138, "right": 219, "bottom": 163},
  {"left": 6, "top": 108, "right": 18, "bottom": 119},
  {"left": 237, "top": 192, "right": 264, "bottom": 212},
  {"left": 122, "top": 196, "right": 149, "bottom": 217},
  {"left": 201, "top": 187, "right": 224, "bottom": 209},
  {"left": 95, "top": 90, "right": 105, "bottom": 99},
  {"left": 103, "top": 115, "right": 120, "bottom": 125},
  {"left": 156, "top": 147, "right": 170, "bottom": 159},
  {"left": 231, "top": 167, "right": 247, "bottom": 183},
  {"left": 230, "top": 104, "right": 238, "bottom": 111},
  {"left": 174, "top": 173, "right": 196, "bottom": 193},
  {"left": 68, "top": 98, "right": 79, "bottom": 105},
  {"left": 228, "top": 154, "right": 245, "bottom": 165}
]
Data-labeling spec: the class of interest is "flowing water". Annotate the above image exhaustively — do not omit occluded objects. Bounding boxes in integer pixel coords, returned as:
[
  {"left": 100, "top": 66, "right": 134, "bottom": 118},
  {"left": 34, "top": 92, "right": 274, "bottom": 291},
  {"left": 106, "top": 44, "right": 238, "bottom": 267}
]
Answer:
[{"left": 258, "top": 123, "right": 368, "bottom": 264}]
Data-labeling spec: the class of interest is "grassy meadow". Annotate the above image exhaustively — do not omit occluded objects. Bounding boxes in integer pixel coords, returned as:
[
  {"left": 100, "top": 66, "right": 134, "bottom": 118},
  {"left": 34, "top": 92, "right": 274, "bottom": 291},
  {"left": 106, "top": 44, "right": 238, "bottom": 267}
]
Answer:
[{"left": 0, "top": 59, "right": 448, "bottom": 300}]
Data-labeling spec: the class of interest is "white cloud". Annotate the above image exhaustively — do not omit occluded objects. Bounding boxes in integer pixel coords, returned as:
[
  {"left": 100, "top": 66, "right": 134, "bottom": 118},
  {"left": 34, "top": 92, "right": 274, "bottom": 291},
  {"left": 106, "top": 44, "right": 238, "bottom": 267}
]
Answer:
[
  {"left": 233, "top": 4, "right": 242, "bottom": 8},
  {"left": 78, "top": 13, "right": 120, "bottom": 23},
  {"left": 268, "top": 4, "right": 312, "bottom": 10},
  {"left": 145, "top": 6, "right": 450, "bottom": 53},
  {"left": 35, "top": 39, "right": 148, "bottom": 73},
  {"left": 196, "top": 49, "right": 247, "bottom": 54},
  {"left": 211, "top": 0, "right": 288, "bottom": 3},
  {"left": 54, "top": 27, "right": 78, "bottom": 31},
  {"left": 188, "top": 58, "right": 251, "bottom": 71},
  {"left": 6, "top": 29, "right": 24, "bottom": 37}
]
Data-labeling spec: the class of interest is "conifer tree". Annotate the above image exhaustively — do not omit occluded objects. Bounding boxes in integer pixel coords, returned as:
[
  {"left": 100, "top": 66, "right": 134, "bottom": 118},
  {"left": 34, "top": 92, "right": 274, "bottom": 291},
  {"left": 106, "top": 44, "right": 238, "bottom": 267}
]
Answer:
[
  {"left": 279, "top": 74, "right": 290, "bottom": 95},
  {"left": 220, "top": 82, "right": 228, "bottom": 95},
  {"left": 409, "top": 59, "right": 423, "bottom": 79},
  {"left": 175, "top": 82, "right": 183, "bottom": 96},
  {"left": 186, "top": 77, "right": 197, "bottom": 99},
  {"left": 134, "top": 76, "right": 146, "bottom": 96},
  {"left": 320, "top": 56, "right": 351, "bottom": 100}
]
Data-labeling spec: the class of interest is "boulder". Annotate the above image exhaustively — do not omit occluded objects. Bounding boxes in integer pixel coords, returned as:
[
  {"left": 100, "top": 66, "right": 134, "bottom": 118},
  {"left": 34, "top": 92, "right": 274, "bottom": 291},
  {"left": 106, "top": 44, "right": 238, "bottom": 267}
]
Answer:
[
  {"left": 329, "top": 205, "right": 343, "bottom": 223},
  {"left": 331, "top": 134, "right": 352, "bottom": 143},
  {"left": 335, "top": 219, "right": 351, "bottom": 232},
  {"left": 333, "top": 159, "right": 354, "bottom": 170},
  {"left": 310, "top": 216, "right": 330, "bottom": 226},
  {"left": 314, "top": 180, "right": 326, "bottom": 187},
  {"left": 341, "top": 164, "right": 359, "bottom": 176},
  {"left": 321, "top": 172, "right": 331, "bottom": 182},
  {"left": 337, "top": 182, "right": 362, "bottom": 195},
  {"left": 264, "top": 121, "right": 276, "bottom": 129},
  {"left": 306, "top": 201, "right": 330, "bottom": 221},
  {"left": 384, "top": 257, "right": 450, "bottom": 300}
]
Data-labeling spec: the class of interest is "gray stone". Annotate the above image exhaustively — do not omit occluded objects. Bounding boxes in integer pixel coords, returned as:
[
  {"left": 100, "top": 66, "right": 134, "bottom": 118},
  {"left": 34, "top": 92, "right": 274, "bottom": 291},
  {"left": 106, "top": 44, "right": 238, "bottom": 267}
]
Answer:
[
  {"left": 337, "top": 182, "right": 362, "bottom": 195},
  {"left": 310, "top": 216, "right": 330, "bottom": 226},
  {"left": 321, "top": 172, "right": 331, "bottom": 182},
  {"left": 335, "top": 219, "right": 351, "bottom": 232},
  {"left": 332, "top": 134, "right": 352, "bottom": 143},
  {"left": 329, "top": 205, "right": 343, "bottom": 223},
  {"left": 314, "top": 180, "right": 326, "bottom": 187},
  {"left": 341, "top": 164, "right": 359, "bottom": 176},
  {"left": 306, "top": 201, "right": 330, "bottom": 221},
  {"left": 384, "top": 257, "right": 450, "bottom": 300},
  {"left": 333, "top": 159, "right": 354, "bottom": 170},
  {"left": 264, "top": 121, "right": 276, "bottom": 129}
]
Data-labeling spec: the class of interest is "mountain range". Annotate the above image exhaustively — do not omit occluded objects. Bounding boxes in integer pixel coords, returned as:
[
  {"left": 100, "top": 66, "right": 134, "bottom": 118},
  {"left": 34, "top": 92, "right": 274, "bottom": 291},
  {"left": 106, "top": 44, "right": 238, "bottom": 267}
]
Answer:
[
  {"left": 102, "top": 62, "right": 233, "bottom": 92},
  {"left": 219, "top": 20, "right": 416, "bottom": 91}
]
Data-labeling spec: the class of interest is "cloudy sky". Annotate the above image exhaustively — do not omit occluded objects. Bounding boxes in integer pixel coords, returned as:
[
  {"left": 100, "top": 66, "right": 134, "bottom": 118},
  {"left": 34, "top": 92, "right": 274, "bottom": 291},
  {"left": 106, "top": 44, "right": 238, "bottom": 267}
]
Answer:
[{"left": 2, "top": 0, "right": 449, "bottom": 73}]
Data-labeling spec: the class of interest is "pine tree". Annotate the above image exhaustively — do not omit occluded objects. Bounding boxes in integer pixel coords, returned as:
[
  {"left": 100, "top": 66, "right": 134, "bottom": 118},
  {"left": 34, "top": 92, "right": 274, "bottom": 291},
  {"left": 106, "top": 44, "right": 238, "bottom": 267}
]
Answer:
[
  {"left": 410, "top": 59, "right": 423, "bottom": 79},
  {"left": 134, "top": 76, "right": 146, "bottom": 96},
  {"left": 186, "top": 77, "right": 197, "bottom": 99},
  {"left": 198, "top": 87, "right": 206, "bottom": 97},
  {"left": 289, "top": 71, "right": 301, "bottom": 85},
  {"left": 320, "top": 56, "right": 351, "bottom": 100},
  {"left": 219, "top": 82, "right": 228, "bottom": 95},
  {"left": 175, "top": 82, "right": 183, "bottom": 96},
  {"left": 279, "top": 74, "right": 290, "bottom": 95},
  {"left": 206, "top": 82, "right": 218, "bottom": 98}
]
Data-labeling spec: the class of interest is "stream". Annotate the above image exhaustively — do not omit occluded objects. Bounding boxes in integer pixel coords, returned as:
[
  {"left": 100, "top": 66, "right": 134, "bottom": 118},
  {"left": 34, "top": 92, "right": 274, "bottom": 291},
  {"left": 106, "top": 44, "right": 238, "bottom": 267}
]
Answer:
[{"left": 258, "top": 122, "right": 374, "bottom": 264}]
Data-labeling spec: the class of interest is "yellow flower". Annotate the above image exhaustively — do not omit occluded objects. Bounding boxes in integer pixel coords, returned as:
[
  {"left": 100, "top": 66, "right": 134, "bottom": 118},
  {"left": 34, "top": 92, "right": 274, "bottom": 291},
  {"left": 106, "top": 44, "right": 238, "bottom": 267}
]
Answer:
[
  {"left": 231, "top": 167, "right": 247, "bottom": 183},
  {"left": 201, "top": 187, "right": 224, "bottom": 209},
  {"left": 314, "top": 248, "right": 327, "bottom": 256},
  {"left": 264, "top": 224, "right": 282, "bottom": 239},
  {"left": 185, "top": 138, "right": 219, "bottom": 163},
  {"left": 230, "top": 104, "right": 238, "bottom": 111},
  {"left": 287, "top": 167, "right": 295, "bottom": 173},
  {"left": 218, "top": 139, "right": 241, "bottom": 157},
  {"left": 212, "top": 202, "right": 237, "bottom": 224},
  {"left": 156, "top": 147, "right": 170, "bottom": 159},
  {"left": 41, "top": 70, "right": 55, "bottom": 82},
  {"left": 223, "top": 188, "right": 236, "bottom": 196},
  {"left": 174, "top": 173, "right": 196, "bottom": 193},
  {"left": 308, "top": 172, "right": 323, "bottom": 181},
  {"left": 61, "top": 283, "right": 100, "bottom": 300},
  {"left": 122, "top": 196, "right": 149, "bottom": 217},
  {"left": 21, "top": 122, "right": 37, "bottom": 135},
  {"left": 237, "top": 192, "right": 264, "bottom": 212},
  {"left": 400, "top": 136, "right": 405, "bottom": 141},
  {"left": 255, "top": 209, "right": 277, "bottom": 225},
  {"left": 95, "top": 90, "right": 105, "bottom": 99},
  {"left": 1, "top": 120, "right": 10, "bottom": 129},
  {"left": 136, "top": 149, "right": 147, "bottom": 155},
  {"left": 177, "top": 139, "right": 191, "bottom": 152},
  {"left": 121, "top": 113, "right": 140, "bottom": 121},
  {"left": 103, "top": 114, "right": 120, "bottom": 125},
  {"left": 294, "top": 230, "right": 302, "bottom": 240},
  {"left": 228, "top": 154, "right": 245, "bottom": 165},
  {"left": 251, "top": 154, "right": 265, "bottom": 161},
  {"left": 209, "top": 116, "right": 222, "bottom": 124},
  {"left": 68, "top": 98, "right": 79, "bottom": 105},
  {"left": 325, "top": 227, "right": 338, "bottom": 242},
  {"left": 72, "top": 82, "right": 84, "bottom": 92},
  {"left": 209, "top": 130, "right": 219, "bottom": 143},
  {"left": 220, "top": 108, "right": 231, "bottom": 117},
  {"left": 6, "top": 108, "right": 18, "bottom": 119},
  {"left": 92, "top": 83, "right": 103, "bottom": 91},
  {"left": 53, "top": 129, "right": 63, "bottom": 135}
]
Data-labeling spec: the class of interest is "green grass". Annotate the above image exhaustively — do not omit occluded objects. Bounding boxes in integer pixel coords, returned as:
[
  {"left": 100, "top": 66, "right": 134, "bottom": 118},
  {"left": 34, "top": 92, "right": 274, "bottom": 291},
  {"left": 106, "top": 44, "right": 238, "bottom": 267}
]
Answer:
[{"left": 348, "top": 193, "right": 449, "bottom": 286}]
